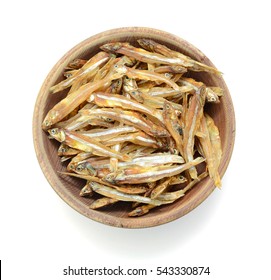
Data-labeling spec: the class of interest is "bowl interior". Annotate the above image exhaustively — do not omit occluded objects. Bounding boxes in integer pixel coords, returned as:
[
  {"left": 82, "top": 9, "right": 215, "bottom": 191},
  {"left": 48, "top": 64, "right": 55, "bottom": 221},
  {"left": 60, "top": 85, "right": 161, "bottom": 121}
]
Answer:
[{"left": 33, "top": 27, "right": 235, "bottom": 228}]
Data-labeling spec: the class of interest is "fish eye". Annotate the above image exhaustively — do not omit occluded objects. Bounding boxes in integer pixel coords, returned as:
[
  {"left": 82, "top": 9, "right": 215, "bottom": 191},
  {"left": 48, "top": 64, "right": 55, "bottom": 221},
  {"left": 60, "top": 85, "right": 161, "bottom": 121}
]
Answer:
[
  {"left": 50, "top": 128, "right": 57, "bottom": 135},
  {"left": 81, "top": 186, "right": 91, "bottom": 194},
  {"left": 76, "top": 164, "right": 84, "bottom": 171},
  {"left": 69, "top": 164, "right": 75, "bottom": 170},
  {"left": 177, "top": 127, "right": 183, "bottom": 135},
  {"left": 44, "top": 120, "right": 50, "bottom": 127}
]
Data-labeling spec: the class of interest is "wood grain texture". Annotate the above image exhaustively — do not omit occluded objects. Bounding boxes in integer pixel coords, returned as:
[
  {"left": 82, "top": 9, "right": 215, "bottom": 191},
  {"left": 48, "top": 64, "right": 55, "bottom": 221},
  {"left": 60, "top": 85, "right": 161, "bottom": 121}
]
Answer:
[{"left": 32, "top": 27, "right": 235, "bottom": 228}]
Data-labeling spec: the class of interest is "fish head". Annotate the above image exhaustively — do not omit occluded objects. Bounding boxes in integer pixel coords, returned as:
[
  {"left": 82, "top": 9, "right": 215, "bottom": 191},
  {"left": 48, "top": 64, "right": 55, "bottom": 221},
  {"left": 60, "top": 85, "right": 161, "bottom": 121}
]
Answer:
[
  {"left": 113, "top": 64, "right": 127, "bottom": 76},
  {"left": 163, "top": 100, "right": 174, "bottom": 114},
  {"left": 42, "top": 117, "right": 52, "bottom": 130},
  {"left": 42, "top": 110, "right": 59, "bottom": 130},
  {"left": 163, "top": 101, "right": 176, "bottom": 123},
  {"left": 104, "top": 173, "right": 117, "bottom": 184},
  {"left": 67, "top": 161, "right": 76, "bottom": 172},
  {"left": 206, "top": 88, "right": 220, "bottom": 103},
  {"left": 80, "top": 183, "right": 92, "bottom": 197},
  {"left": 100, "top": 42, "right": 123, "bottom": 53},
  {"left": 57, "top": 144, "right": 69, "bottom": 156},
  {"left": 137, "top": 38, "right": 156, "bottom": 52},
  {"left": 48, "top": 128, "right": 65, "bottom": 142},
  {"left": 123, "top": 76, "right": 133, "bottom": 88},
  {"left": 75, "top": 162, "right": 97, "bottom": 176},
  {"left": 197, "top": 86, "right": 207, "bottom": 106},
  {"left": 110, "top": 78, "right": 123, "bottom": 94}
]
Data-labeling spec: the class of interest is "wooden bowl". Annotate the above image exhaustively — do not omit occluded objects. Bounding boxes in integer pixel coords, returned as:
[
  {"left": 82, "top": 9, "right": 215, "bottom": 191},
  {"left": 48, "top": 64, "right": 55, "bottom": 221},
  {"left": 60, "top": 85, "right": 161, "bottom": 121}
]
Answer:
[{"left": 33, "top": 27, "right": 235, "bottom": 228}]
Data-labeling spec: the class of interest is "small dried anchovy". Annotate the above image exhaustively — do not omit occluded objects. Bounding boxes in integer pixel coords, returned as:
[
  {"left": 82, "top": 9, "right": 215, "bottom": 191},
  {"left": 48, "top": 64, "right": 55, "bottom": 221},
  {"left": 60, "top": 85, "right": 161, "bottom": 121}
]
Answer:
[{"left": 43, "top": 39, "right": 223, "bottom": 217}]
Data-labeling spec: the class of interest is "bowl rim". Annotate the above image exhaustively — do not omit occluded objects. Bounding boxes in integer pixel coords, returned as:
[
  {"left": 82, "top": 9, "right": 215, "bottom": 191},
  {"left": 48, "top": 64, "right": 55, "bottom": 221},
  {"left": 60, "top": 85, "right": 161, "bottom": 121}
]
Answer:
[{"left": 33, "top": 26, "right": 236, "bottom": 228}]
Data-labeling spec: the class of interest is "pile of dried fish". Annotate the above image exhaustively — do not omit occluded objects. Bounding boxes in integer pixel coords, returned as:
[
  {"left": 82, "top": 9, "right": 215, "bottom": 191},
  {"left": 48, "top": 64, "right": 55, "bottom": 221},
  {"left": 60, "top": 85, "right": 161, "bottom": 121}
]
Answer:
[{"left": 42, "top": 39, "right": 223, "bottom": 217}]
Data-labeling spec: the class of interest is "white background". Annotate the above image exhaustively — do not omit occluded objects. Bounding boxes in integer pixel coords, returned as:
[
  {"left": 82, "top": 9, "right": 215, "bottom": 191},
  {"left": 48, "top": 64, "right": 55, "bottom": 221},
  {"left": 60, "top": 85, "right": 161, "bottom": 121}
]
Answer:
[{"left": 1, "top": 0, "right": 270, "bottom": 279}]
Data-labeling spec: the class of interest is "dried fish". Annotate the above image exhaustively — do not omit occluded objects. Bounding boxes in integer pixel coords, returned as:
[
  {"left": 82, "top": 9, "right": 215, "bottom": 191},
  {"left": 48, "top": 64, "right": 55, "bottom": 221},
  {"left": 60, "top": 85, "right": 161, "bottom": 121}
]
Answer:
[
  {"left": 90, "top": 182, "right": 168, "bottom": 206},
  {"left": 42, "top": 38, "right": 223, "bottom": 217},
  {"left": 105, "top": 157, "right": 205, "bottom": 184},
  {"left": 80, "top": 108, "right": 169, "bottom": 137},
  {"left": 50, "top": 52, "right": 110, "bottom": 94},
  {"left": 89, "top": 197, "right": 118, "bottom": 209},
  {"left": 48, "top": 128, "right": 130, "bottom": 161},
  {"left": 182, "top": 86, "right": 206, "bottom": 179},
  {"left": 80, "top": 181, "right": 93, "bottom": 197},
  {"left": 163, "top": 101, "right": 184, "bottom": 156},
  {"left": 88, "top": 92, "right": 164, "bottom": 124},
  {"left": 42, "top": 72, "right": 124, "bottom": 129},
  {"left": 137, "top": 39, "right": 222, "bottom": 75}
]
